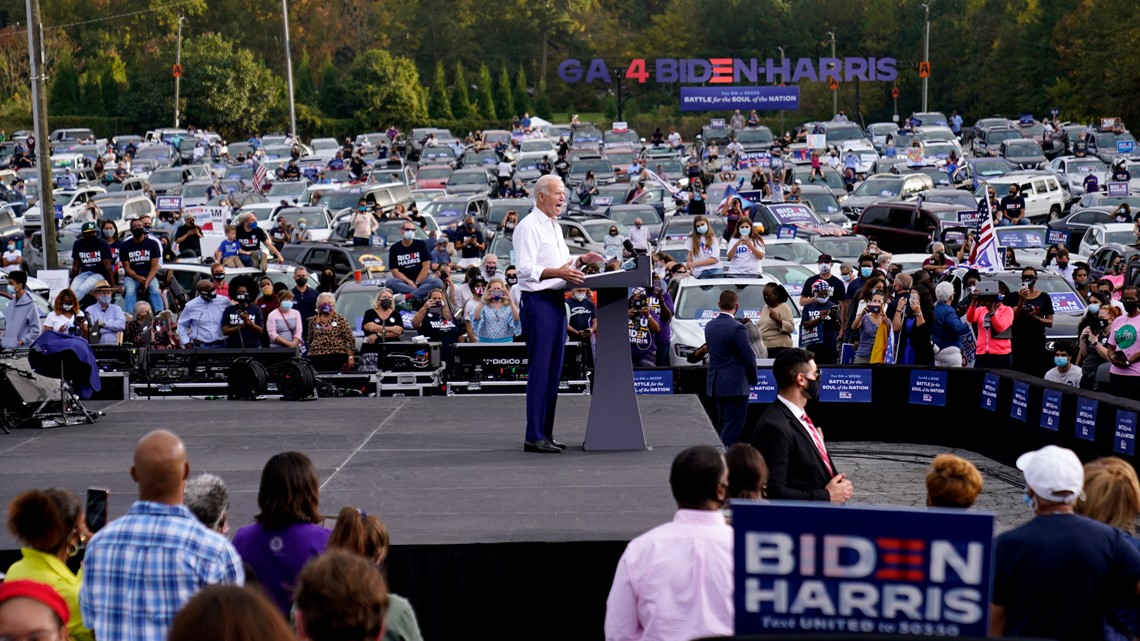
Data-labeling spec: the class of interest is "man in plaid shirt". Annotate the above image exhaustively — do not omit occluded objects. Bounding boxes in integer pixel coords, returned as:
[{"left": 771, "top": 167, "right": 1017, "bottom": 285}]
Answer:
[{"left": 80, "top": 430, "right": 244, "bottom": 641}]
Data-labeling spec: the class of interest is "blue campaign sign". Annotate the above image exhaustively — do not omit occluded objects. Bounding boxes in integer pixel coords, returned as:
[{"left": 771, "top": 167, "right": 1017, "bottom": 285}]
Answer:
[
  {"left": 956, "top": 210, "right": 984, "bottom": 229},
  {"left": 680, "top": 86, "right": 800, "bottom": 112},
  {"left": 1049, "top": 292, "right": 1085, "bottom": 314},
  {"left": 52, "top": 204, "right": 63, "bottom": 218},
  {"left": 156, "top": 196, "right": 183, "bottom": 212},
  {"left": 909, "top": 370, "right": 948, "bottom": 407},
  {"left": 733, "top": 502, "right": 994, "bottom": 637},
  {"left": 632, "top": 369, "right": 673, "bottom": 395},
  {"left": 776, "top": 225, "right": 798, "bottom": 240},
  {"left": 1040, "top": 389, "right": 1062, "bottom": 431},
  {"left": 1117, "top": 140, "right": 1135, "bottom": 154},
  {"left": 1011, "top": 381, "right": 1029, "bottom": 421},
  {"left": 749, "top": 369, "right": 778, "bottom": 403},
  {"left": 1076, "top": 397, "right": 1098, "bottom": 441},
  {"left": 840, "top": 344, "right": 856, "bottom": 365},
  {"left": 820, "top": 368, "right": 872, "bottom": 402},
  {"left": 1108, "top": 182, "right": 1130, "bottom": 197},
  {"left": 1047, "top": 229, "right": 1068, "bottom": 246},
  {"left": 1115, "top": 410, "right": 1137, "bottom": 456},
  {"left": 981, "top": 372, "right": 999, "bottom": 411}
]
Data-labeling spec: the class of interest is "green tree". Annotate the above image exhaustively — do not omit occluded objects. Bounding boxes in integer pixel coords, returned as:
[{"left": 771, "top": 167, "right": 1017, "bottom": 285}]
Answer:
[
  {"left": 476, "top": 62, "right": 496, "bottom": 120},
  {"left": 296, "top": 50, "right": 315, "bottom": 104},
  {"left": 513, "top": 65, "right": 531, "bottom": 116},
  {"left": 495, "top": 63, "right": 515, "bottom": 119},
  {"left": 603, "top": 95, "right": 617, "bottom": 120},
  {"left": 79, "top": 73, "right": 105, "bottom": 117},
  {"left": 181, "top": 33, "right": 280, "bottom": 137},
  {"left": 317, "top": 58, "right": 345, "bottom": 119},
  {"left": 344, "top": 49, "right": 428, "bottom": 127},
  {"left": 534, "top": 77, "right": 552, "bottom": 119},
  {"left": 48, "top": 52, "right": 81, "bottom": 115},
  {"left": 428, "top": 61, "right": 453, "bottom": 119},
  {"left": 450, "top": 63, "right": 475, "bottom": 119}
]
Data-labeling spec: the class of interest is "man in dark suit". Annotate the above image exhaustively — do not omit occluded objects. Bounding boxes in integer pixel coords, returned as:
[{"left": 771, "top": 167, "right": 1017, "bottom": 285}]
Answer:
[
  {"left": 751, "top": 348, "right": 854, "bottom": 503},
  {"left": 704, "top": 290, "right": 758, "bottom": 446}
]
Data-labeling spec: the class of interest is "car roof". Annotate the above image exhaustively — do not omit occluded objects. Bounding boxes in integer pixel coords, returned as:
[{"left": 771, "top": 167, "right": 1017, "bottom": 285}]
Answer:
[
  {"left": 675, "top": 274, "right": 779, "bottom": 287},
  {"left": 1091, "top": 223, "right": 1137, "bottom": 232}
]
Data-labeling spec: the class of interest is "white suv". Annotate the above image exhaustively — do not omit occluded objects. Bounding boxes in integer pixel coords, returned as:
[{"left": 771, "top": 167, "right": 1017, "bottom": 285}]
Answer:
[{"left": 974, "top": 172, "right": 1065, "bottom": 222}]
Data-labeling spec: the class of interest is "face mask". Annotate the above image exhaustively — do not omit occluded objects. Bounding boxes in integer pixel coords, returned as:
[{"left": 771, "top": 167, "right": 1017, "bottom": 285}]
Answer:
[
  {"left": 860, "top": 267, "right": 872, "bottom": 278},
  {"left": 101, "top": 229, "right": 114, "bottom": 238},
  {"left": 131, "top": 228, "right": 145, "bottom": 239},
  {"left": 359, "top": 206, "right": 368, "bottom": 211},
  {"left": 299, "top": 223, "right": 307, "bottom": 230},
  {"left": 249, "top": 221, "right": 258, "bottom": 229},
  {"left": 236, "top": 292, "right": 250, "bottom": 303},
  {"left": 695, "top": 224, "right": 708, "bottom": 234},
  {"left": 738, "top": 227, "right": 751, "bottom": 236},
  {"left": 403, "top": 230, "right": 415, "bottom": 241},
  {"left": 573, "top": 292, "right": 586, "bottom": 301},
  {"left": 841, "top": 273, "right": 851, "bottom": 282},
  {"left": 610, "top": 230, "right": 618, "bottom": 236},
  {"left": 803, "top": 375, "right": 820, "bottom": 401},
  {"left": 143, "top": 225, "right": 152, "bottom": 233},
  {"left": 485, "top": 265, "right": 497, "bottom": 276},
  {"left": 319, "top": 303, "right": 333, "bottom": 314},
  {"left": 634, "top": 222, "right": 642, "bottom": 228},
  {"left": 213, "top": 273, "right": 225, "bottom": 281},
  {"left": 262, "top": 286, "right": 274, "bottom": 297},
  {"left": 967, "top": 285, "right": 977, "bottom": 294},
  {"left": 62, "top": 303, "right": 74, "bottom": 311},
  {"left": 281, "top": 300, "right": 294, "bottom": 311},
  {"left": 867, "top": 304, "right": 881, "bottom": 314},
  {"left": 379, "top": 298, "right": 393, "bottom": 310},
  {"left": 1088, "top": 303, "right": 1101, "bottom": 314},
  {"left": 1125, "top": 300, "right": 1140, "bottom": 315},
  {"left": 97, "top": 294, "right": 112, "bottom": 305},
  {"left": 5, "top": 284, "right": 13, "bottom": 294},
  {"left": 1057, "top": 261, "right": 1068, "bottom": 269},
  {"left": 5, "top": 243, "right": 13, "bottom": 251},
  {"left": 201, "top": 290, "right": 216, "bottom": 300},
  {"left": 294, "top": 276, "right": 307, "bottom": 286},
  {"left": 816, "top": 294, "right": 829, "bottom": 303},
  {"left": 819, "top": 263, "right": 832, "bottom": 274},
  {"left": 473, "top": 287, "right": 484, "bottom": 296},
  {"left": 1054, "top": 356, "right": 1069, "bottom": 368},
  {"left": 506, "top": 275, "right": 518, "bottom": 286}
]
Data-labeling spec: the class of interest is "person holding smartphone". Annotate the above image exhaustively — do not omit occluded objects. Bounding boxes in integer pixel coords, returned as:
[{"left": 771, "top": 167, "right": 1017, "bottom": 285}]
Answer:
[
  {"left": 471, "top": 278, "right": 520, "bottom": 343},
  {"left": 413, "top": 288, "right": 463, "bottom": 360},
  {"left": 1097, "top": 285, "right": 1140, "bottom": 397}
]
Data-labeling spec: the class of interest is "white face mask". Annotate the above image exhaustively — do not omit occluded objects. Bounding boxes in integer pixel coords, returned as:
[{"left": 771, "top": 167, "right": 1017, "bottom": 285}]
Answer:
[
  {"left": 819, "top": 264, "right": 832, "bottom": 274},
  {"left": 738, "top": 227, "right": 751, "bottom": 236},
  {"left": 573, "top": 292, "right": 587, "bottom": 301}
]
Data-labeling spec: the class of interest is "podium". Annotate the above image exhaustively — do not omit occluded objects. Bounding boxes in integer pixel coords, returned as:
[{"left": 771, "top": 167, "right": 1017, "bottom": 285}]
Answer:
[{"left": 582, "top": 259, "right": 651, "bottom": 451}]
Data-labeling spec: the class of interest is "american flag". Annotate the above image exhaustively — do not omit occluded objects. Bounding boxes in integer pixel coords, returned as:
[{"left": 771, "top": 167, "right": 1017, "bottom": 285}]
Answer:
[
  {"left": 966, "top": 193, "right": 1002, "bottom": 272},
  {"left": 883, "top": 326, "right": 896, "bottom": 365},
  {"left": 251, "top": 159, "right": 267, "bottom": 193}
]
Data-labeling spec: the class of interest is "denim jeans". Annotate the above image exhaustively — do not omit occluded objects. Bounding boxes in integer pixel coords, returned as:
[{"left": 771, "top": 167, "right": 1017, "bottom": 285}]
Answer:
[
  {"left": 997, "top": 218, "right": 1030, "bottom": 226},
  {"left": 386, "top": 276, "right": 444, "bottom": 300},
  {"left": 71, "top": 271, "right": 105, "bottom": 301},
  {"left": 124, "top": 277, "right": 165, "bottom": 314}
]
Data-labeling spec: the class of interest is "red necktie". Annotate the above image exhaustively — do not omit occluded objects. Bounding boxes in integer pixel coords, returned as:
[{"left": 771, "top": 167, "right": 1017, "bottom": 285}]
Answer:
[{"left": 801, "top": 413, "right": 834, "bottom": 476}]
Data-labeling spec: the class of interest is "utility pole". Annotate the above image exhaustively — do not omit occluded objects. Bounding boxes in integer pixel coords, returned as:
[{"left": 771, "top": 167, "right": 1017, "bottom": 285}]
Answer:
[
  {"left": 922, "top": 2, "right": 932, "bottom": 113},
  {"left": 281, "top": 0, "right": 297, "bottom": 138},
  {"left": 26, "top": 0, "right": 56, "bottom": 269},
  {"left": 777, "top": 46, "right": 785, "bottom": 135},
  {"left": 174, "top": 16, "right": 184, "bottom": 128},
  {"left": 828, "top": 30, "right": 837, "bottom": 118}
]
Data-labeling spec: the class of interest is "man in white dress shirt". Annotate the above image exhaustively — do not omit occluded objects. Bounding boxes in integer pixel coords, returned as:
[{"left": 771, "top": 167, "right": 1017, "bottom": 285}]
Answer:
[{"left": 514, "top": 175, "right": 604, "bottom": 453}]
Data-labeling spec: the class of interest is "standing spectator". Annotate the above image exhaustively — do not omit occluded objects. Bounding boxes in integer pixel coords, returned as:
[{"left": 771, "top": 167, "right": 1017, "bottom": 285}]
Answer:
[
  {"left": 0, "top": 581, "right": 74, "bottom": 641},
  {"left": 361, "top": 288, "right": 404, "bottom": 351},
  {"left": 5, "top": 488, "right": 94, "bottom": 641},
  {"left": 81, "top": 430, "right": 245, "bottom": 641},
  {"left": 704, "top": 290, "right": 759, "bottom": 446},
  {"left": 1076, "top": 457, "right": 1140, "bottom": 641},
  {"left": 800, "top": 281, "right": 841, "bottom": 365},
  {"left": 758, "top": 283, "right": 795, "bottom": 358},
  {"left": 567, "top": 287, "right": 597, "bottom": 345},
  {"left": 291, "top": 267, "right": 319, "bottom": 323},
  {"left": 1006, "top": 266, "right": 1054, "bottom": 376},
  {"left": 471, "top": 278, "right": 520, "bottom": 343},
  {"left": 1099, "top": 285, "right": 1140, "bottom": 397},
  {"left": 968, "top": 281, "right": 1014, "bottom": 368},
  {"left": 628, "top": 289, "right": 661, "bottom": 366},
  {"left": 414, "top": 288, "right": 464, "bottom": 360},
  {"left": 1045, "top": 341, "right": 1082, "bottom": 386},
  {"left": 1050, "top": 247, "right": 1076, "bottom": 287},
  {"left": 455, "top": 216, "right": 486, "bottom": 265},
  {"left": 233, "top": 452, "right": 330, "bottom": 617},
  {"left": 221, "top": 277, "right": 264, "bottom": 349},
  {"left": 177, "top": 281, "right": 230, "bottom": 347},
  {"left": 800, "top": 254, "right": 844, "bottom": 309},
  {"left": 269, "top": 216, "right": 292, "bottom": 252},
  {"left": 174, "top": 214, "right": 203, "bottom": 257},
  {"left": 266, "top": 290, "right": 304, "bottom": 350},
  {"left": 2, "top": 238, "right": 23, "bottom": 272},
  {"left": 925, "top": 454, "right": 983, "bottom": 508},
  {"left": 387, "top": 221, "right": 442, "bottom": 301},
  {"left": 183, "top": 473, "right": 231, "bottom": 537},
  {"left": 328, "top": 508, "right": 425, "bottom": 641},
  {"left": 168, "top": 586, "right": 294, "bottom": 641},
  {"left": 292, "top": 218, "right": 313, "bottom": 244},
  {"left": 647, "top": 277, "right": 675, "bottom": 367},
  {"left": 684, "top": 216, "right": 722, "bottom": 279},
  {"left": 851, "top": 292, "right": 886, "bottom": 364},
  {"left": 604, "top": 446, "right": 733, "bottom": 641},
  {"left": 627, "top": 217, "right": 650, "bottom": 253},
  {"left": 480, "top": 254, "right": 500, "bottom": 283},
  {"left": 991, "top": 446, "right": 1140, "bottom": 641},
  {"left": 1078, "top": 303, "right": 1119, "bottom": 390},
  {"left": 888, "top": 273, "right": 934, "bottom": 366},
  {"left": 351, "top": 200, "right": 377, "bottom": 247},
  {"left": 294, "top": 550, "right": 389, "bottom": 641},
  {"left": 121, "top": 218, "right": 164, "bottom": 314},
  {"left": 305, "top": 293, "right": 355, "bottom": 371},
  {"left": 85, "top": 282, "right": 126, "bottom": 346},
  {"left": 932, "top": 281, "right": 972, "bottom": 367},
  {"left": 254, "top": 277, "right": 280, "bottom": 320},
  {"left": 726, "top": 443, "right": 768, "bottom": 500}
]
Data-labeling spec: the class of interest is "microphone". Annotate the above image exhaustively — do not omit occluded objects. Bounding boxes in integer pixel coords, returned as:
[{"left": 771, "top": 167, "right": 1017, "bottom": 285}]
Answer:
[{"left": 620, "top": 238, "right": 640, "bottom": 271}]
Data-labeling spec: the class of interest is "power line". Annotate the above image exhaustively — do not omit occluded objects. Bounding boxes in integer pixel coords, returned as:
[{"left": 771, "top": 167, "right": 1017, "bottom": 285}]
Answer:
[{"left": 44, "top": 0, "right": 198, "bottom": 30}]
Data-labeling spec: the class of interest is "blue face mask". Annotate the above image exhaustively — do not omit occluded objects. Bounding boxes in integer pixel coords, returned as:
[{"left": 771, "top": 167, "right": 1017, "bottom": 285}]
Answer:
[
  {"left": 860, "top": 267, "right": 872, "bottom": 278},
  {"left": 1055, "top": 356, "right": 1069, "bottom": 368},
  {"left": 1088, "top": 303, "right": 1101, "bottom": 314},
  {"left": 281, "top": 300, "right": 294, "bottom": 311},
  {"left": 249, "top": 221, "right": 258, "bottom": 229},
  {"left": 695, "top": 224, "right": 708, "bottom": 235},
  {"left": 5, "top": 284, "right": 14, "bottom": 294}
]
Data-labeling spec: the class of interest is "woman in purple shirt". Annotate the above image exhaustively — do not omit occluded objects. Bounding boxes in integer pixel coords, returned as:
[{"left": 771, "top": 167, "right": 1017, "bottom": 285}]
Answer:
[{"left": 233, "top": 452, "right": 330, "bottom": 615}]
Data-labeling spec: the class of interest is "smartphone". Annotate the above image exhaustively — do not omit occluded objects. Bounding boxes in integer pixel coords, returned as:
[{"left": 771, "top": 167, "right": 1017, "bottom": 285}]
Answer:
[{"left": 85, "top": 487, "right": 109, "bottom": 533}]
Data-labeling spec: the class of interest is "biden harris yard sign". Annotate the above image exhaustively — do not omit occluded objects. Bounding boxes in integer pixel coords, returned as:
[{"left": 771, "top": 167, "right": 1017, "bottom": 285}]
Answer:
[{"left": 733, "top": 502, "right": 993, "bottom": 637}]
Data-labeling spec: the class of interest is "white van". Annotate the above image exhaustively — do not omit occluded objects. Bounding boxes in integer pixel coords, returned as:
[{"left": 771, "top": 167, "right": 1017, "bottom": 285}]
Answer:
[{"left": 974, "top": 172, "right": 1066, "bottom": 222}]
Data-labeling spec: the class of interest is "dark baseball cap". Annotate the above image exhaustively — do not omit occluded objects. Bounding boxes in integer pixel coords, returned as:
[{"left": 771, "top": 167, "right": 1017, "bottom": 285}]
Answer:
[{"left": 817, "top": 253, "right": 833, "bottom": 263}]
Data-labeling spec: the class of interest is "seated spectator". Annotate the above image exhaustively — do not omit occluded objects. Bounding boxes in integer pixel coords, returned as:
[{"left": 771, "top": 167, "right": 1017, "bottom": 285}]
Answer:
[
  {"left": 328, "top": 507, "right": 425, "bottom": 641},
  {"left": 221, "top": 276, "right": 264, "bottom": 349},
  {"left": 295, "top": 550, "right": 389, "bottom": 641},
  {"left": 234, "top": 452, "right": 330, "bottom": 617},
  {"left": 726, "top": 443, "right": 768, "bottom": 500},
  {"left": 460, "top": 275, "right": 487, "bottom": 323},
  {"left": 414, "top": 288, "right": 463, "bottom": 360},
  {"left": 168, "top": 585, "right": 294, "bottom": 641},
  {"left": 84, "top": 281, "right": 126, "bottom": 346},
  {"left": 605, "top": 446, "right": 732, "bottom": 641},
  {"left": 81, "top": 430, "right": 245, "bottom": 641},
  {"left": 429, "top": 238, "right": 450, "bottom": 271},
  {"left": 362, "top": 288, "right": 404, "bottom": 352},
  {"left": 0, "top": 580, "right": 73, "bottom": 641},
  {"left": 1045, "top": 340, "right": 1082, "bottom": 387},
  {"left": 266, "top": 290, "right": 304, "bottom": 350},
  {"left": 293, "top": 218, "right": 313, "bottom": 244},
  {"left": 1076, "top": 457, "right": 1140, "bottom": 641},
  {"left": 254, "top": 277, "right": 280, "bottom": 320},
  {"left": 125, "top": 302, "right": 177, "bottom": 349},
  {"left": 306, "top": 293, "right": 355, "bottom": 371},
  {"left": 44, "top": 289, "right": 86, "bottom": 338},
  {"left": 471, "top": 278, "right": 520, "bottom": 343},
  {"left": 991, "top": 446, "right": 1140, "bottom": 641},
  {"left": 215, "top": 225, "right": 243, "bottom": 268},
  {"left": 925, "top": 454, "right": 983, "bottom": 508},
  {"left": 5, "top": 488, "right": 94, "bottom": 641}
]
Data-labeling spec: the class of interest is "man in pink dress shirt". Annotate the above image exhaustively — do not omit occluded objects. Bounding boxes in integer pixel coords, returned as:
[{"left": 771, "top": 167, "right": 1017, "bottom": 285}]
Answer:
[{"left": 604, "top": 446, "right": 734, "bottom": 641}]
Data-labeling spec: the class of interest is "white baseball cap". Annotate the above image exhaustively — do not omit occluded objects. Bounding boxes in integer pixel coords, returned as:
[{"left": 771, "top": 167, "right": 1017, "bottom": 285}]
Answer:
[{"left": 1016, "top": 445, "right": 1084, "bottom": 504}]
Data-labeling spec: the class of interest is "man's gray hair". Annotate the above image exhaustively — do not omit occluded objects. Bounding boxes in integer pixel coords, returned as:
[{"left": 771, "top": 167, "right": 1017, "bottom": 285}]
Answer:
[
  {"left": 535, "top": 174, "right": 564, "bottom": 198},
  {"left": 931, "top": 242, "right": 945, "bottom": 253},
  {"left": 935, "top": 281, "right": 956, "bottom": 304},
  {"left": 184, "top": 473, "right": 229, "bottom": 531}
]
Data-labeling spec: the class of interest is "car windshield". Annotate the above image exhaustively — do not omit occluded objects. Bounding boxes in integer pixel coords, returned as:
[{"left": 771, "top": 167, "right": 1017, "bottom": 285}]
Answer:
[
  {"left": 812, "top": 237, "right": 865, "bottom": 258},
  {"left": 421, "top": 201, "right": 467, "bottom": 219},
  {"left": 853, "top": 178, "right": 901, "bottom": 197},
  {"left": 652, "top": 159, "right": 683, "bottom": 173},
  {"left": 1097, "top": 132, "right": 1136, "bottom": 147},
  {"left": 988, "top": 130, "right": 1021, "bottom": 145},
  {"left": 805, "top": 168, "right": 843, "bottom": 190},
  {"left": 1106, "top": 231, "right": 1137, "bottom": 245},
  {"left": 826, "top": 126, "right": 864, "bottom": 142},
  {"left": 1005, "top": 142, "right": 1043, "bottom": 158},
  {"left": 922, "top": 143, "right": 955, "bottom": 159},
  {"left": 449, "top": 172, "right": 487, "bottom": 186},
  {"left": 920, "top": 128, "right": 955, "bottom": 142},
  {"left": 488, "top": 203, "right": 530, "bottom": 225},
  {"left": 98, "top": 204, "right": 125, "bottom": 220},
  {"left": 913, "top": 167, "right": 952, "bottom": 186},
  {"left": 763, "top": 263, "right": 815, "bottom": 299},
  {"left": 606, "top": 151, "right": 636, "bottom": 165},
  {"left": 149, "top": 169, "right": 182, "bottom": 183},
  {"left": 268, "top": 182, "right": 308, "bottom": 197},
  {"left": 278, "top": 212, "right": 328, "bottom": 229},
  {"left": 334, "top": 290, "right": 377, "bottom": 335},
  {"left": 181, "top": 183, "right": 210, "bottom": 198},
  {"left": 515, "top": 157, "right": 543, "bottom": 172},
  {"left": 1097, "top": 196, "right": 1140, "bottom": 209},
  {"left": 922, "top": 193, "right": 976, "bottom": 208},
  {"left": 869, "top": 124, "right": 898, "bottom": 135},
  {"left": 572, "top": 159, "right": 613, "bottom": 175},
  {"left": 421, "top": 147, "right": 456, "bottom": 161},
  {"left": 765, "top": 242, "right": 823, "bottom": 264},
  {"left": 609, "top": 208, "right": 661, "bottom": 226},
  {"left": 519, "top": 141, "right": 551, "bottom": 152},
  {"left": 418, "top": 167, "right": 452, "bottom": 179},
  {"left": 605, "top": 131, "right": 639, "bottom": 144},
  {"left": 317, "top": 192, "right": 365, "bottom": 211},
  {"left": 136, "top": 147, "right": 171, "bottom": 160},
  {"left": 573, "top": 127, "right": 602, "bottom": 142},
  {"left": 973, "top": 159, "right": 1011, "bottom": 177},
  {"left": 464, "top": 151, "right": 498, "bottom": 165},
  {"left": 675, "top": 283, "right": 770, "bottom": 320},
  {"left": 736, "top": 128, "right": 774, "bottom": 143},
  {"left": 800, "top": 192, "right": 840, "bottom": 214}
]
